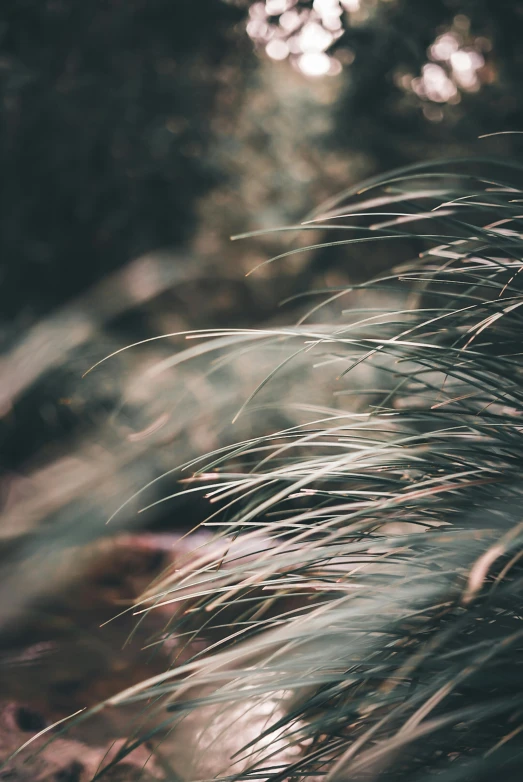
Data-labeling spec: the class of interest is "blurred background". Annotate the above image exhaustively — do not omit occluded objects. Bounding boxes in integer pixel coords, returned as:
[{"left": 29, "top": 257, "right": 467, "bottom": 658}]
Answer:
[
  {"left": 0, "top": 2, "right": 523, "bottom": 770},
  {"left": 1, "top": 0, "right": 523, "bottom": 568}
]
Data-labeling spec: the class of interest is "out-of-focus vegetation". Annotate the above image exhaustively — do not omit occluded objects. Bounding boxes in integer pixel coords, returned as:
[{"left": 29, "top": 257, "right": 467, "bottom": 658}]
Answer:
[
  {"left": 0, "top": 0, "right": 522, "bottom": 577},
  {"left": 2, "top": 0, "right": 523, "bottom": 468},
  {"left": 3, "top": 1, "right": 523, "bottom": 325}
]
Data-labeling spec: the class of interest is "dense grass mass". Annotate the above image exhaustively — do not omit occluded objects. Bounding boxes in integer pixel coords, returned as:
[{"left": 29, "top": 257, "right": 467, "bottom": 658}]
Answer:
[{"left": 69, "top": 156, "right": 523, "bottom": 780}]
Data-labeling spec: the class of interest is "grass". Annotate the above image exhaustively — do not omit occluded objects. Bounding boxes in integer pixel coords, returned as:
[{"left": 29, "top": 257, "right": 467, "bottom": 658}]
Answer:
[{"left": 38, "top": 155, "right": 523, "bottom": 780}]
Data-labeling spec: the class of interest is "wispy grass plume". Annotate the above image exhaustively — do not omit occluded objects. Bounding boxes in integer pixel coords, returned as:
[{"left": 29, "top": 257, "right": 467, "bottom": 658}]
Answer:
[{"left": 65, "top": 158, "right": 523, "bottom": 781}]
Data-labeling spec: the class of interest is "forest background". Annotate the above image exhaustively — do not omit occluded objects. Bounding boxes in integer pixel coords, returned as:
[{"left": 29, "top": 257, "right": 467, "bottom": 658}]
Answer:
[{"left": 1, "top": 0, "right": 522, "bottom": 625}]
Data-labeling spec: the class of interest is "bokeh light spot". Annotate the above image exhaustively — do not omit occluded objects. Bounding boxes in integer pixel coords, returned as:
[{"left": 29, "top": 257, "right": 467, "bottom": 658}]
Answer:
[
  {"left": 266, "top": 38, "right": 290, "bottom": 60},
  {"left": 298, "top": 51, "right": 331, "bottom": 76}
]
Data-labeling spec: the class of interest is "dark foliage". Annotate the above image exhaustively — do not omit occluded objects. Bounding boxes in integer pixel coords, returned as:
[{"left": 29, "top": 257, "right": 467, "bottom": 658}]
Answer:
[
  {"left": 334, "top": 0, "right": 523, "bottom": 168},
  {"left": 0, "top": 0, "right": 245, "bottom": 322}
]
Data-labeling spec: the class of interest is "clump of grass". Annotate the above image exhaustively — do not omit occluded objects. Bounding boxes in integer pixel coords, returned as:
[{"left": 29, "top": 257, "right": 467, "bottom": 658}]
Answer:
[{"left": 73, "top": 156, "right": 523, "bottom": 780}]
